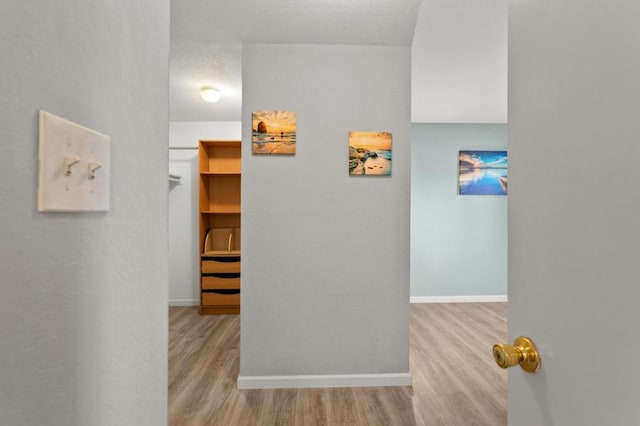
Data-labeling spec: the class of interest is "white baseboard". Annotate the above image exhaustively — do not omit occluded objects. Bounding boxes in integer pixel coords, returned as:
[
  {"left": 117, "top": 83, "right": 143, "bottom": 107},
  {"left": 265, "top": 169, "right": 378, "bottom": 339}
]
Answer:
[
  {"left": 237, "top": 373, "right": 412, "bottom": 390},
  {"left": 172, "top": 297, "right": 507, "bottom": 306},
  {"left": 410, "top": 295, "right": 507, "bottom": 304},
  {"left": 169, "top": 299, "right": 199, "bottom": 307}
]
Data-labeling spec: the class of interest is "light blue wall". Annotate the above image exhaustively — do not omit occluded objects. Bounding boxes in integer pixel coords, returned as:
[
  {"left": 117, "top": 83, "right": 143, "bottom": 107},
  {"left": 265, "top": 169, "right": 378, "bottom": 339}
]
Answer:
[{"left": 411, "top": 124, "right": 507, "bottom": 297}]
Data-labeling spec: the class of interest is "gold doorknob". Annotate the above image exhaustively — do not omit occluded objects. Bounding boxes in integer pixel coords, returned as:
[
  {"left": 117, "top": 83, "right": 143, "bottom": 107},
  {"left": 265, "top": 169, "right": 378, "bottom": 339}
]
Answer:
[{"left": 493, "top": 336, "right": 541, "bottom": 373}]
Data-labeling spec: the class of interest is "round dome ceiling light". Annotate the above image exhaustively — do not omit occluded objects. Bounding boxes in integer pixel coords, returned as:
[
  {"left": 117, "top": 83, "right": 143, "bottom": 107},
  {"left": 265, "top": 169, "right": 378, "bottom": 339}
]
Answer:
[{"left": 200, "top": 86, "right": 221, "bottom": 103}]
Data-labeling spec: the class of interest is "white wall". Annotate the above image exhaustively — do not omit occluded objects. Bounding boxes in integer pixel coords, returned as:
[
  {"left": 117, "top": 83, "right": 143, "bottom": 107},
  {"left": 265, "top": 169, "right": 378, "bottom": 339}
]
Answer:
[
  {"left": 169, "top": 121, "right": 241, "bottom": 147},
  {"left": 0, "top": 2, "right": 169, "bottom": 425},
  {"left": 169, "top": 149, "right": 199, "bottom": 305},
  {"left": 168, "top": 121, "right": 241, "bottom": 305},
  {"left": 239, "top": 44, "right": 411, "bottom": 389},
  {"left": 411, "top": 124, "right": 507, "bottom": 301},
  {"left": 412, "top": 0, "right": 508, "bottom": 123}
]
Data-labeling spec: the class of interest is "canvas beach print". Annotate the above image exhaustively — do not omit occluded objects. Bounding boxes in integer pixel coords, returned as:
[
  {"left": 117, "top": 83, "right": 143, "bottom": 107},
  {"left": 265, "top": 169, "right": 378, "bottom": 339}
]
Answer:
[
  {"left": 349, "top": 132, "right": 392, "bottom": 176},
  {"left": 458, "top": 150, "right": 508, "bottom": 195},
  {"left": 252, "top": 111, "right": 296, "bottom": 155}
]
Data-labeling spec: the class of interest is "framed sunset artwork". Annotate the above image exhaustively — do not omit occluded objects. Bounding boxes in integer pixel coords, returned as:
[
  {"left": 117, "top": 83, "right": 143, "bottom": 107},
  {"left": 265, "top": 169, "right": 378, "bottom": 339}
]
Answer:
[
  {"left": 252, "top": 111, "right": 296, "bottom": 155},
  {"left": 348, "top": 132, "right": 392, "bottom": 176}
]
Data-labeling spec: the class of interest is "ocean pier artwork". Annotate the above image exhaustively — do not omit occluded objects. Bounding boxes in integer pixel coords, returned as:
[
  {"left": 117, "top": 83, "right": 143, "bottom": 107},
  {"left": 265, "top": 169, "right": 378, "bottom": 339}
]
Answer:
[
  {"left": 252, "top": 111, "right": 296, "bottom": 155},
  {"left": 458, "top": 150, "right": 508, "bottom": 195},
  {"left": 349, "top": 131, "right": 392, "bottom": 176}
]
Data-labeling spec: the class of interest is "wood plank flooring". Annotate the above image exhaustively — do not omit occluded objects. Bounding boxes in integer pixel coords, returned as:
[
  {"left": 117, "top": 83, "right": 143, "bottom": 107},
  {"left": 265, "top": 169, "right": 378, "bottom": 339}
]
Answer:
[{"left": 169, "top": 303, "right": 507, "bottom": 425}]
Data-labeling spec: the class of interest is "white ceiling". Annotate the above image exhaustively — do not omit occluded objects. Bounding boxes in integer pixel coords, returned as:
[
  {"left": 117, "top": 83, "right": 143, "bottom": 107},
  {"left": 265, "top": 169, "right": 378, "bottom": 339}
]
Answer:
[
  {"left": 170, "top": 0, "right": 508, "bottom": 124},
  {"left": 170, "top": 0, "right": 423, "bottom": 122}
]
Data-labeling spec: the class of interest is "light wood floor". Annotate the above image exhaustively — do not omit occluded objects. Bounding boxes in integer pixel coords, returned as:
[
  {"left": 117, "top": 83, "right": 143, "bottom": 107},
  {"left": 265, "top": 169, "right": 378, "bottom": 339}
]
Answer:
[{"left": 169, "top": 303, "right": 507, "bottom": 426}]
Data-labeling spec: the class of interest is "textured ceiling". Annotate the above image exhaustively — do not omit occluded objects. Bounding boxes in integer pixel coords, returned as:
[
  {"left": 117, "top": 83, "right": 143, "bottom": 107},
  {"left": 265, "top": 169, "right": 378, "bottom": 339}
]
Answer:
[{"left": 170, "top": 0, "right": 423, "bottom": 121}]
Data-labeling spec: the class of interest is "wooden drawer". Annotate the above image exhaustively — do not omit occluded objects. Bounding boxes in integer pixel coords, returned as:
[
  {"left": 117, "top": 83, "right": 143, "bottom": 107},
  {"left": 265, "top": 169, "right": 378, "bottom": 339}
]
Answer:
[
  {"left": 202, "top": 291, "right": 240, "bottom": 306},
  {"left": 202, "top": 259, "right": 240, "bottom": 273},
  {"left": 202, "top": 276, "right": 240, "bottom": 290}
]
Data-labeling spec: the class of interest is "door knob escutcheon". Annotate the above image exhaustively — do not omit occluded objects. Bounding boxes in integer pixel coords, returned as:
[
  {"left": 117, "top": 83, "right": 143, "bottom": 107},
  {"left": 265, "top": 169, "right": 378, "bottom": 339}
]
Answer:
[{"left": 493, "top": 336, "right": 541, "bottom": 373}]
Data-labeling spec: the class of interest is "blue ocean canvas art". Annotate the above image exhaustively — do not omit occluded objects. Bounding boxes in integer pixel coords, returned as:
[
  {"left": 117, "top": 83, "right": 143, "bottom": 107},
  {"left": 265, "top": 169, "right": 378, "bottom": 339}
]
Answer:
[{"left": 458, "top": 150, "right": 508, "bottom": 195}]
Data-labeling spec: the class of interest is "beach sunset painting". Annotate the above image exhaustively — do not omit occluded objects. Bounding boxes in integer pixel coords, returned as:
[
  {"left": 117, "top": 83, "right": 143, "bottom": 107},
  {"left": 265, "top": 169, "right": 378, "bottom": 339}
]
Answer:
[
  {"left": 252, "top": 111, "right": 296, "bottom": 155},
  {"left": 458, "top": 150, "right": 508, "bottom": 195},
  {"left": 349, "top": 132, "right": 392, "bottom": 176}
]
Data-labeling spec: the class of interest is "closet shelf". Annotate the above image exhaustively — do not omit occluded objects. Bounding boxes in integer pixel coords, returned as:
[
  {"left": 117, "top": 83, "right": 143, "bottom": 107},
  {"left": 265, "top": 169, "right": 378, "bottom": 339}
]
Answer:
[
  {"left": 200, "top": 171, "right": 241, "bottom": 176},
  {"left": 199, "top": 140, "right": 241, "bottom": 315}
]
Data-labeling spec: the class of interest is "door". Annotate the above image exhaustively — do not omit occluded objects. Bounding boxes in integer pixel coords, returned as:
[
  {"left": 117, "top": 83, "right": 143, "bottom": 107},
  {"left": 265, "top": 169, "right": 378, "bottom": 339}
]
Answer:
[{"left": 508, "top": 0, "right": 640, "bottom": 424}]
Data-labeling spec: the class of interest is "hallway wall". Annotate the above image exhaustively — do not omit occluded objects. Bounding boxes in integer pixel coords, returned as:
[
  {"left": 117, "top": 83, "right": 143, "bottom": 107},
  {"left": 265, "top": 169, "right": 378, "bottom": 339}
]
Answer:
[
  {"left": 0, "top": 2, "right": 170, "bottom": 425},
  {"left": 240, "top": 43, "right": 411, "bottom": 388}
]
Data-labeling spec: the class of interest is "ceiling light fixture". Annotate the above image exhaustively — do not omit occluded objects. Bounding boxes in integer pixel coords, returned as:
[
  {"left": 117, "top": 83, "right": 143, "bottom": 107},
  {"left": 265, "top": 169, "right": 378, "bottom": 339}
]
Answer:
[{"left": 200, "top": 86, "right": 221, "bottom": 103}]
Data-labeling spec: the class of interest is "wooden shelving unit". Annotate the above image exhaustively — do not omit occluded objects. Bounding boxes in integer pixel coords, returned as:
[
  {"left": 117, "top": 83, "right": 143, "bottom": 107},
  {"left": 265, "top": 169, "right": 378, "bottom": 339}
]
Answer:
[{"left": 198, "top": 140, "right": 241, "bottom": 315}]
